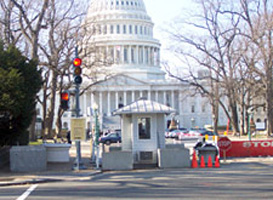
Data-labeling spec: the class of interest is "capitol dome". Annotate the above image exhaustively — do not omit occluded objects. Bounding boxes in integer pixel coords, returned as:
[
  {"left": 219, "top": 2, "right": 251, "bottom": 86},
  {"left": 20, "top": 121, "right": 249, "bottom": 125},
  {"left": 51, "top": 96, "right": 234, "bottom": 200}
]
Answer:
[{"left": 84, "top": 0, "right": 165, "bottom": 80}]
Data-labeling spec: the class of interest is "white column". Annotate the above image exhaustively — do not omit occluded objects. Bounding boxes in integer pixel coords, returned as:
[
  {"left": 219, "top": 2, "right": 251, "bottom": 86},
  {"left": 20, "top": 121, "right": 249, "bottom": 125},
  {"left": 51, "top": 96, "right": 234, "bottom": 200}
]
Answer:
[
  {"left": 148, "top": 90, "right": 151, "bottom": 100},
  {"left": 83, "top": 93, "right": 87, "bottom": 116},
  {"left": 108, "top": 92, "right": 111, "bottom": 116},
  {"left": 151, "top": 47, "right": 154, "bottom": 66},
  {"left": 140, "top": 90, "right": 143, "bottom": 98},
  {"left": 140, "top": 46, "right": 143, "bottom": 64},
  {"left": 148, "top": 47, "right": 150, "bottom": 65},
  {"left": 172, "top": 90, "right": 175, "bottom": 108},
  {"left": 99, "top": 92, "right": 103, "bottom": 114},
  {"left": 115, "top": 91, "right": 119, "bottom": 109},
  {"left": 128, "top": 46, "right": 132, "bottom": 64},
  {"left": 132, "top": 91, "right": 135, "bottom": 102},
  {"left": 179, "top": 91, "right": 183, "bottom": 115},
  {"left": 155, "top": 91, "right": 159, "bottom": 102},
  {"left": 136, "top": 45, "right": 139, "bottom": 65},
  {"left": 158, "top": 48, "right": 161, "bottom": 66},
  {"left": 121, "top": 45, "right": 124, "bottom": 64},
  {"left": 106, "top": 46, "right": 109, "bottom": 60},
  {"left": 163, "top": 91, "right": 167, "bottom": 105},
  {"left": 123, "top": 91, "right": 127, "bottom": 106},
  {"left": 91, "top": 92, "right": 95, "bottom": 107},
  {"left": 114, "top": 46, "right": 117, "bottom": 63}
]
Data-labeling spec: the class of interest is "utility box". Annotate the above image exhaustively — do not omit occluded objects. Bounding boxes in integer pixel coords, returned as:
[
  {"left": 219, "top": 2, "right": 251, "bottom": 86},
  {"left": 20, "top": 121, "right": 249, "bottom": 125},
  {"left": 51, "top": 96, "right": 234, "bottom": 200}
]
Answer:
[{"left": 10, "top": 145, "right": 47, "bottom": 172}]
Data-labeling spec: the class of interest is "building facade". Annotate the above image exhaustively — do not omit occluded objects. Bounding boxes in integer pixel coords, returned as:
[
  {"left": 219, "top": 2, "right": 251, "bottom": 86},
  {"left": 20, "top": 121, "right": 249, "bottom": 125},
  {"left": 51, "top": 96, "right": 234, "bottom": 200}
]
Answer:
[{"left": 57, "top": 0, "right": 229, "bottom": 132}]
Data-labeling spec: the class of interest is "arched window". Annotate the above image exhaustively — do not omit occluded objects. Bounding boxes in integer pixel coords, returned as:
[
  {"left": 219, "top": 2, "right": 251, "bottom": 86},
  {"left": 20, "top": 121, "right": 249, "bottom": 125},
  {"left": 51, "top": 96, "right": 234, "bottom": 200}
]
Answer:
[{"left": 256, "top": 118, "right": 261, "bottom": 123}]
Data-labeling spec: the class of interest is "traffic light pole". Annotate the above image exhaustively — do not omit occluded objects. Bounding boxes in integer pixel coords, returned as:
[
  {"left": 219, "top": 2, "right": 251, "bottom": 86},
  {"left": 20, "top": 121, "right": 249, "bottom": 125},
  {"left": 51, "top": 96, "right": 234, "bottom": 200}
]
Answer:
[{"left": 73, "top": 46, "right": 86, "bottom": 171}]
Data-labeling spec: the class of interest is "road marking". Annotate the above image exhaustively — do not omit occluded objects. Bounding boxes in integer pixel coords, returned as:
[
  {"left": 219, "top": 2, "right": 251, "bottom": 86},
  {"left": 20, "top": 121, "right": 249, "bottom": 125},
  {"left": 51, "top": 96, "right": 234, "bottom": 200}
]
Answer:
[{"left": 16, "top": 184, "right": 38, "bottom": 200}]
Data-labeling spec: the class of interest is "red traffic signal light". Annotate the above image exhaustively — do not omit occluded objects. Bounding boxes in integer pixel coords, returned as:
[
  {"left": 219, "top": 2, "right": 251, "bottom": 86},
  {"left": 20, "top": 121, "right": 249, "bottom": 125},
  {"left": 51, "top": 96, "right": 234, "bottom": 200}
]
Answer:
[
  {"left": 61, "top": 91, "right": 70, "bottom": 110},
  {"left": 73, "top": 58, "right": 82, "bottom": 67},
  {"left": 73, "top": 57, "right": 82, "bottom": 85},
  {"left": 61, "top": 92, "right": 69, "bottom": 101}
]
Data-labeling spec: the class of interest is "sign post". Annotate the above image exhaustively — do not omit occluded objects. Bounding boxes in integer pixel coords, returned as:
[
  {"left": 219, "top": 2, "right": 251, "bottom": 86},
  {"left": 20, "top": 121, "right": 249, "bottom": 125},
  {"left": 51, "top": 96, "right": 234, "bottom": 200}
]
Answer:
[
  {"left": 72, "top": 46, "right": 86, "bottom": 170},
  {"left": 217, "top": 137, "right": 232, "bottom": 162},
  {"left": 71, "top": 118, "right": 86, "bottom": 141}
]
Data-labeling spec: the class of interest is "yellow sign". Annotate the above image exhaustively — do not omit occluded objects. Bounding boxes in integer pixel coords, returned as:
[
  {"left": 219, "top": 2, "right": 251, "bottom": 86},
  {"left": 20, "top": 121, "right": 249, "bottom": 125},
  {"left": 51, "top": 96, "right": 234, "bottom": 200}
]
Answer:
[{"left": 70, "top": 118, "right": 86, "bottom": 141}]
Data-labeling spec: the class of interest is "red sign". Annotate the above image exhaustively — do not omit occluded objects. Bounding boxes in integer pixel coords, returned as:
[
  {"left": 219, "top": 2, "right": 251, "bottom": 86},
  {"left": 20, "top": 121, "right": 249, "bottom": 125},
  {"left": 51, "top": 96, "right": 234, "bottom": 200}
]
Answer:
[
  {"left": 217, "top": 137, "right": 232, "bottom": 151},
  {"left": 219, "top": 140, "right": 273, "bottom": 158}
]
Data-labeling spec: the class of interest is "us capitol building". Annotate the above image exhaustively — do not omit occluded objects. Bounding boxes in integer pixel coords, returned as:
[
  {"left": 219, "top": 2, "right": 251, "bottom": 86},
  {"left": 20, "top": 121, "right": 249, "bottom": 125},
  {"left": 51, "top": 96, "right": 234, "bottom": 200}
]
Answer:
[{"left": 60, "top": 0, "right": 229, "bottom": 131}]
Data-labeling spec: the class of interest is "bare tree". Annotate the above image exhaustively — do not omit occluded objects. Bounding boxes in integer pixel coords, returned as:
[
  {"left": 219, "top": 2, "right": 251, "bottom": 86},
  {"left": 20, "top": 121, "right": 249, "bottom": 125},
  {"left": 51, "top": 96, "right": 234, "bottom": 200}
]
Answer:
[
  {"left": 164, "top": 0, "right": 271, "bottom": 134},
  {"left": 165, "top": 0, "right": 242, "bottom": 133},
  {"left": 232, "top": 0, "right": 273, "bottom": 136},
  {"left": 0, "top": 0, "right": 115, "bottom": 141}
]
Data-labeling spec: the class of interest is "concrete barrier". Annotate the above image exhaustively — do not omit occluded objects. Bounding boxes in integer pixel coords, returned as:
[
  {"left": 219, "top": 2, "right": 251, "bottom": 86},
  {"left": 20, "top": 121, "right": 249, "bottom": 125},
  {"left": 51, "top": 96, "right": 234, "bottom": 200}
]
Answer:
[
  {"left": 102, "top": 151, "right": 133, "bottom": 171},
  {"left": 0, "top": 147, "right": 10, "bottom": 168},
  {"left": 10, "top": 145, "right": 47, "bottom": 172},
  {"left": 43, "top": 143, "right": 71, "bottom": 162},
  {"left": 158, "top": 147, "right": 191, "bottom": 168}
]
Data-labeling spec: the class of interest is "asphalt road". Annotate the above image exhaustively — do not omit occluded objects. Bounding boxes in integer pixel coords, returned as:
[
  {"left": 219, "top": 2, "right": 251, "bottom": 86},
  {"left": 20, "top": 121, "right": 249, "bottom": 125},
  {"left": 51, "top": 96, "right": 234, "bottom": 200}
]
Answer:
[{"left": 2, "top": 161, "right": 273, "bottom": 200}]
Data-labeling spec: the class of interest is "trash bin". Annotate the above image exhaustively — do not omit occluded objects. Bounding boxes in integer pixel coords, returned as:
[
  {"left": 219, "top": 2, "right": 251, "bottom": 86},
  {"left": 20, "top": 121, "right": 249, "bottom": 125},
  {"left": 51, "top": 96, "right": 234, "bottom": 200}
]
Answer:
[{"left": 196, "top": 143, "right": 218, "bottom": 165}]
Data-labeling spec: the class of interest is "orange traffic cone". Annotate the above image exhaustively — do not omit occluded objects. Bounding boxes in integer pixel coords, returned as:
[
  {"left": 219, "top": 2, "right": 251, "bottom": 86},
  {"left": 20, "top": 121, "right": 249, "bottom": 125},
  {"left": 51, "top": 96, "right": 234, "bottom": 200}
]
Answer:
[
  {"left": 191, "top": 150, "right": 198, "bottom": 168},
  {"left": 200, "top": 155, "right": 205, "bottom": 168},
  {"left": 207, "top": 155, "right": 213, "bottom": 168},
  {"left": 215, "top": 155, "right": 220, "bottom": 168}
]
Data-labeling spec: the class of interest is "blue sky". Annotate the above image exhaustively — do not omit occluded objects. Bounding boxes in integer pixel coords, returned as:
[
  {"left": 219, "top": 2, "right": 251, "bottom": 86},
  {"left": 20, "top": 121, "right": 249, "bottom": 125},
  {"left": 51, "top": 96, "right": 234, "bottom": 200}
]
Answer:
[
  {"left": 144, "top": 0, "right": 197, "bottom": 63},
  {"left": 145, "top": 0, "right": 189, "bottom": 26},
  {"left": 144, "top": 0, "right": 195, "bottom": 34}
]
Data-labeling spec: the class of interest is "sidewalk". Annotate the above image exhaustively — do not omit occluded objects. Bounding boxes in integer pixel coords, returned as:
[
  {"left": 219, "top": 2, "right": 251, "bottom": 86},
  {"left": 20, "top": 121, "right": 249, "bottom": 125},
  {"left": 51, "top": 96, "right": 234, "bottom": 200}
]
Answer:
[
  {"left": 2, "top": 141, "right": 273, "bottom": 187},
  {"left": 0, "top": 141, "right": 101, "bottom": 187}
]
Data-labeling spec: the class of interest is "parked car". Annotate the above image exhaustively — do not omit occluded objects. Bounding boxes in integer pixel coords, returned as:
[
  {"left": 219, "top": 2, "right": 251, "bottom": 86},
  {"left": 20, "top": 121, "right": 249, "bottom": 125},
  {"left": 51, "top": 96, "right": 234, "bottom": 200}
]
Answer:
[
  {"left": 178, "top": 130, "right": 201, "bottom": 140},
  {"left": 165, "top": 129, "right": 171, "bottom": 138},
  {"left": 200, "top": 130, "right": 218, "bottom": 136},
  {"left": 99, "top": 132, "right": 121, "bottom": 145},
  {"left": 169, "top": 130, "right": 182, "bottom": 139}
]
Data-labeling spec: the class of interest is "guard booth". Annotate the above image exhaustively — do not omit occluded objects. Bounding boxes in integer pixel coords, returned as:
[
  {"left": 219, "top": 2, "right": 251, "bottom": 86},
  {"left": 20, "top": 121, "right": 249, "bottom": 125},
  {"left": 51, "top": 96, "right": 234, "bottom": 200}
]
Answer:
[{"left": 113, "top": 98, "right": 175, "bottom": 165}]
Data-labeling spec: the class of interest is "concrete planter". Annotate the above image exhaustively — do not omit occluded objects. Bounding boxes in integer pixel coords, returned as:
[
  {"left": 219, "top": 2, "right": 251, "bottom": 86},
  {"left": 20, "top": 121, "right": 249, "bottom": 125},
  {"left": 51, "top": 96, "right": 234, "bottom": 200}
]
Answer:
[
  {"left": 10, "top": 145, "right": 47, "bottom": 172},
  {"left": 43, "top": 143, "right": 71, "bottom": 163}
]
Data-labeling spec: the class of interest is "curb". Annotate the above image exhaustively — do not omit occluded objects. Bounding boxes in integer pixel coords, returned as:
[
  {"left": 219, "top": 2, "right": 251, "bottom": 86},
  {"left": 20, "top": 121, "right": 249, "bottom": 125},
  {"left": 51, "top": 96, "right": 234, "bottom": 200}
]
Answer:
[{"left": 0, "top": 170, "right": 102, "bottom": 187}]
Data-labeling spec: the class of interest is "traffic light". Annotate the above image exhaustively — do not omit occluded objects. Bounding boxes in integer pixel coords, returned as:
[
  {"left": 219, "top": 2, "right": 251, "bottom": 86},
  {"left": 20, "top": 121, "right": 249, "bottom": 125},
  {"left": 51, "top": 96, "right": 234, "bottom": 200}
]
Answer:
[
  {"left": 73, "top": 57, "right": 82, "bottom": 84},
  {"left": 61, "top": 91, "right": 70, "bottom": 110}
]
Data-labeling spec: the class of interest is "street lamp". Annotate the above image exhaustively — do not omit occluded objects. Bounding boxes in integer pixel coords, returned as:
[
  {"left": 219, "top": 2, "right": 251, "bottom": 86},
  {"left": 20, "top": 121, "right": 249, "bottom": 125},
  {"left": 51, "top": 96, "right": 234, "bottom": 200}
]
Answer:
[{"left": 93, "top": 103, "right": 100, "bottom": 169}]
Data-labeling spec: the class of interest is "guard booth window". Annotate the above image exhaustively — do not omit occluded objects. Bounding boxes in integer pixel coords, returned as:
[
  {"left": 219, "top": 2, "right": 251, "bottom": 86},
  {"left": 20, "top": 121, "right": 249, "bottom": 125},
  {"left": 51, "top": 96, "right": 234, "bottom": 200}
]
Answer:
[{"left": 138, "top": 117, "right": 151, "bottom": 139}]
